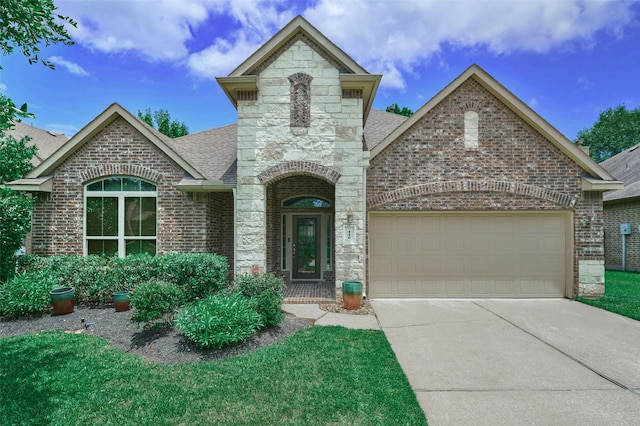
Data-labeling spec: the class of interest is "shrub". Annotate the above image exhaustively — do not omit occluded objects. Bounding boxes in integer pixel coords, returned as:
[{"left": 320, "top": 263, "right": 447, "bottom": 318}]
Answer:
[
  {"left": 157, "top": 253, "right": 228, "bottom": 300},
  {"left": 231, "top": 273, "right": 285, "bottom": 327},
  {"left": 130, "top": 280, "right": 186, "bottom": 325},
  {"left": 175, "top": 293, "right": 264, "bottom": 349},
  {"left": 0, "top": 271, "right": 57, "bottom": 317}
]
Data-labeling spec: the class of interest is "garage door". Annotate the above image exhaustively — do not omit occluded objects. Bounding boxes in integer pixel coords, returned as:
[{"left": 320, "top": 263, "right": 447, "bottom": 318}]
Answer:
[{"left": 369, "top": 212, "right": 570, "bottom": 298}]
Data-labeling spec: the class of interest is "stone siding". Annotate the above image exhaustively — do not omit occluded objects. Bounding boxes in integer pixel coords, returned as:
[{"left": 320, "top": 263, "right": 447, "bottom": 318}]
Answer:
[
  {"left": 235, "top": 39, "right": 366, "bottom": 296},
  {"left": 367, "top": 78, "right": 605, "bottom": 296}
]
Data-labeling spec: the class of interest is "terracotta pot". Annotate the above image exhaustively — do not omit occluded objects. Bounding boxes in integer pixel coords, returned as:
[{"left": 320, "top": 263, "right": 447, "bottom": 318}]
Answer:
[
  {"left": 342, "top": 281, "right": 363, "bottom": 310},
  {"left": 50, "top": 287, "right": 75, "bottom": 315},
  {"left": 113, "top": 291, "right": 131, "bottom": 312}
]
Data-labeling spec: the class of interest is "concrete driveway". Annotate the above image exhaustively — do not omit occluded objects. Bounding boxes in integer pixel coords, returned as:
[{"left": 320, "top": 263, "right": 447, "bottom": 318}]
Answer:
[{"left": 371, "top": 299, "right": 640, "bottom": 426}]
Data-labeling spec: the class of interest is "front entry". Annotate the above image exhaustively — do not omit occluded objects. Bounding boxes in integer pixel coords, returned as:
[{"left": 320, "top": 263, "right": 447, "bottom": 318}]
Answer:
[{"left": 293, "top": 215, "right": 321, "bottom": 279}]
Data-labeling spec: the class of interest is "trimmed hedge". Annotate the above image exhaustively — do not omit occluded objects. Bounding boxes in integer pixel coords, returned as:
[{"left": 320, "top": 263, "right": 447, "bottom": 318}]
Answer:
[
  {"left": 0, "top": 270, "right": 58, "bottom": 317},
  {"left": 2, "top": 253, "right": 229, "bottom": 318},
  {"left": 131, "top": 280, "right": 186, "bottom": 325},
  {"left": 231, "top": 273, "right": 285, "bottom": 327}
]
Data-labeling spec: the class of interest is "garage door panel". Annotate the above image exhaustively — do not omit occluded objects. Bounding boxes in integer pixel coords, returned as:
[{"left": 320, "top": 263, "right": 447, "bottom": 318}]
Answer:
[{"left": 369, "top": 213, "right": 568, "bottom": 298}]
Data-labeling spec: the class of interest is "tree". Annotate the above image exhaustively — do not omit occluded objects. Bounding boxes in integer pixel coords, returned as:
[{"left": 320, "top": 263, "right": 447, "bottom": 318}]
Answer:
[
  {"left": 386, "top": 103, "right": 414, "bottom": 117},
  {"left": 0, "top": 0, "right": 76, "bottom": 69},
  {"left": 0, "top": 0, "right": 76, "bottom": 281},
  {"left": 576, "top": 105, "right": 640, "bottom": 163},
  {"left": 0, "top": 95, "right": 37, "bottom": 282},
  {"left": 137, "top": 108, "right": 189, "bottom": 138}
]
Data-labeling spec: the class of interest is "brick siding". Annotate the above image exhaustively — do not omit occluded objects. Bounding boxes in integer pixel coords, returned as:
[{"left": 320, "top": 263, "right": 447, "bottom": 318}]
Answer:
[
  {"left": 604, "top": 200, "right": 640, "bottom": 271},
  {"left": 366, "top": 78, "right": 603, "bottom": 296},
  {"left": 30, "top": 117, "right": 219, "bottom": 261}
]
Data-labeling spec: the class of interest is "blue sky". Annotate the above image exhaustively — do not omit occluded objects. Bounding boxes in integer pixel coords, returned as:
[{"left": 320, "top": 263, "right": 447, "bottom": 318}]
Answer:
[{"left": 0, "top": 0, "right": 639, "bottom": 141}]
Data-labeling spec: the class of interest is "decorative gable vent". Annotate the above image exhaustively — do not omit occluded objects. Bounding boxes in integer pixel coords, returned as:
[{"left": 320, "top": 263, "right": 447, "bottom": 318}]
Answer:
[{"left": 288, "top": 72, "right": 313, "bottom": 128}]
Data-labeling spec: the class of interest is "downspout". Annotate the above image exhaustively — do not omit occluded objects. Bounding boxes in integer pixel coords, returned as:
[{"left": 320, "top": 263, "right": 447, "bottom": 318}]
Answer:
[
  {"left": 233, "top": 187, "right": 237, "bottom": 278},
  {"left": 362, "top": 149, "right": 370, "bottom": 300},
  {"left": 622, "top": 233, "right": 626, "bottom": 271}
]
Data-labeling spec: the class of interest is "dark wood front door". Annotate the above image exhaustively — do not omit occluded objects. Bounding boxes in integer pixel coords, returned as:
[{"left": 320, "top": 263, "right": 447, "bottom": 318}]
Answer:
[{"left": 292, "top": 215, "right": 321, "bottom": 279}]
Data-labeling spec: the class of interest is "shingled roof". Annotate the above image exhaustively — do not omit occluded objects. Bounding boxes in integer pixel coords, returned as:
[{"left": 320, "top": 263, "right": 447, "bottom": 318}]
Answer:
[
  {"left": 601, "top": 143, "right": 640, "bottom": 202},
  {"left": 6, "top": 122, "right": 68, "bottom": 167}
]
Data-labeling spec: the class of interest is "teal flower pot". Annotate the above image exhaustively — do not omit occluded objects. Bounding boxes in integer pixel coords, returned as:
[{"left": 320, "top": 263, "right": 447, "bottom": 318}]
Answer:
[
  {"left": 113, "top": 291, "right": 131, "bottom": 312},
  {"left": 342, "top": 281, "right": 363, "bottom": 310},
  {"left": 50, "top": 287, "right": 75, "bottom": 315}
]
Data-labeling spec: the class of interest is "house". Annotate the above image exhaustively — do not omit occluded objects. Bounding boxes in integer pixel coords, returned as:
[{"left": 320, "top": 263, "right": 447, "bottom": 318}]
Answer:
[
  {"left": 6, "top": 16, "right": 622, "bottom": 299},
  {"left": 600, "top": 144, "right": 640, "bottom": 271}
]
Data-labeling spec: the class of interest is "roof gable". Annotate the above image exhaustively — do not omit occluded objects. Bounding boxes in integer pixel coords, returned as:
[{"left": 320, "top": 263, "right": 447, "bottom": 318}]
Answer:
[
  {"left": 24, "top": 103, "right": 205, "bottom": 180},
  {"left": 370, "top": 64, "right": 618, "bottom": 184},
  {"left": 216, "top": 16, "right": 381, "bottom": 123}
]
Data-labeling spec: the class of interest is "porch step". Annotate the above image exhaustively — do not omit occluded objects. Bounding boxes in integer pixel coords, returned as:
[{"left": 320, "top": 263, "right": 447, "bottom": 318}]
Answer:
[{"left": 283, "top": 281, "right": 335, "bottom": 304}]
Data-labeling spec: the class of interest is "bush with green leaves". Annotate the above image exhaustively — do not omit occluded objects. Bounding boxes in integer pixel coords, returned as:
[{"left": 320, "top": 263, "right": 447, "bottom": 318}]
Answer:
[
  {"left": 156, "top": 253, "right": 228, "bottom": 300},
  {"left": 175, "top": 293, "right": 264, "bottom": 349},
  {"left": 231, "top": 273, "right": 285, "bottom": 327},
  {"left": 0, "top": 270, "right": 57, "bottom": 317},
  {"left": 130, "top": 280, "right": 186, "bottom": 325},
  {"left": 12, "top": 253, "right": 228, "bottom": 304}
]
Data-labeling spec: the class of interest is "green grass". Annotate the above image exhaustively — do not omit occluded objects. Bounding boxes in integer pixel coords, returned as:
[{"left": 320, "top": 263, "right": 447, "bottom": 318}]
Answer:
[
  {"left": 577, "top": 270, "right": 640, "bottom": 321},
  {"left": 0, "top": 327, "right": 426, "bottom": 426}
]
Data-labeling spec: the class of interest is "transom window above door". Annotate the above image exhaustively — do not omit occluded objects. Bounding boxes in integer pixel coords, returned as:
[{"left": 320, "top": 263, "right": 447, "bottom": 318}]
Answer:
[
  {"left": 84, "top": 177, "right": 157, "bottom": 257},
  {"left": 283, "top": 197, "right": 330, "bottom": 208}
]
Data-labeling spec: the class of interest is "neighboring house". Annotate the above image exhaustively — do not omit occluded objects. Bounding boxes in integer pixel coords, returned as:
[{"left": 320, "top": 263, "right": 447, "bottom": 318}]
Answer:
[
  {"left": 6, "top": 122, "right": 69, "bottom": 167},
  {"left": 4, "top": 122, "right": 68, "bottom": 254},
  {"left": 600, "top": 144, "right": 640, "bottom": 271},
  {"left": 7, "top": 16, "right": 622, "bottom": 299}
]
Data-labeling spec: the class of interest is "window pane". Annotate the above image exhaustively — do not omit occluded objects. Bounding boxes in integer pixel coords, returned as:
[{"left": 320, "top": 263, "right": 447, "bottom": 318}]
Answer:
[
  {"left": 86, "top": 181, "right": 102, "bottom": 191},
  {"left": 282, "top": 215, "right": 287, "bottom": 270},
  {"left": 140, "top": 180, "right": 156, "bottom": 191},
  {"left": 140, "top": 197, "right": 156, "bottom": 236},
  {"left": 284, "top": 197, "right": 330, "bottom": 208},
  {"left": 104, "top": 177, "right": 122, "bottom": 191},
  {"left": 124, "top": 197, "right": 141, "bottom": 236},
  {"left": 126, "top": 240, "right": 156, "bottom": 256},
  {"left": 87, "top": 197, "right": 118, "bottom": 236},
  {"left": 102, "top": 198, "right": 118, "bottom": 236},
  {"left": 123, "top": 178, "right": 141, "bottom": 191},
  {"left": 88, "top": 239, "right": 118, "bottom": 256},
  {"left": 86, "top": 198, "right": 102, "bottom": 236}
]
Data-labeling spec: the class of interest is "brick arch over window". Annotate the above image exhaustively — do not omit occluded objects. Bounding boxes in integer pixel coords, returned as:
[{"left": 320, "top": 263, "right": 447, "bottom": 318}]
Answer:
[
  {"left": 80, "top": 164, "right": 162, "bottom": 184},
  {"left": 367, "top": 180, "right": 578, "bottom": 209},
  {"left": 258, "top": 161, "right": 341, "bottom": 185}
]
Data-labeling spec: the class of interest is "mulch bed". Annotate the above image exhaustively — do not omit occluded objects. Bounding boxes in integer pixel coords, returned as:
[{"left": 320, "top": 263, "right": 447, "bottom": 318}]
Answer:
[{"left": 0, "top": 304, "right": 312, "bottom": 364}]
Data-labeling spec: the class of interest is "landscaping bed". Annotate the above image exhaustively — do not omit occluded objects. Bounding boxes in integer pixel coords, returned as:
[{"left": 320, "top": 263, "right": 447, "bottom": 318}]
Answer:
[{"left": 0, "top": 303, "right": 311, "bottom": 364}]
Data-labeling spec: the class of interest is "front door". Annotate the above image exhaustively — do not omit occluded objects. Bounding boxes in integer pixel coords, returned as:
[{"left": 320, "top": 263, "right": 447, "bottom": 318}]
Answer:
[{"left": 293, "top": 215, "right": 321, "bottom": 279}]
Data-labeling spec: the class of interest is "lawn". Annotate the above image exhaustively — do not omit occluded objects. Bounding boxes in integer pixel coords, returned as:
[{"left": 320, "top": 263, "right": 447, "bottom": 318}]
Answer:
[
  {"left": 0, "top": 326, "right": 427, "bottom": 426},
  {"left": 577, "top": 270, "right": 640, "bottom": 321}
]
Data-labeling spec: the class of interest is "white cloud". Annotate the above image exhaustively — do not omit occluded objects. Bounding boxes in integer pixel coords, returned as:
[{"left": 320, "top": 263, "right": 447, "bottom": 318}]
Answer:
[
  {"left": 48, "top": 56, "right": 89, "bottom": 76},
  {"left": 577, "top": 76, "right": 594, "bottom": 90},
  {"left": 57, "top": 0, "right": 638, "bottom": 88},
  {"left": 0, "top": 83, "right": 7, "bottom": 91}
]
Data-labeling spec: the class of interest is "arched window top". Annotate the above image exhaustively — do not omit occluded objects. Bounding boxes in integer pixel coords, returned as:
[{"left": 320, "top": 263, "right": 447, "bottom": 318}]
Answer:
[
  {"left": 283, "top": 196, "right": 330, "bottom": 208},
  {"left": 86, "top": 177, "right": 156, "bottom": 192}
]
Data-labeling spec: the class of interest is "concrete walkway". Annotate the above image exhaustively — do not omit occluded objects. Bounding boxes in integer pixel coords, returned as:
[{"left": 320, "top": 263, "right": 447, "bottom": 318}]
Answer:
[
  {"left": 371, "top": 299, "right": 640, "bottom": 426},
  {"left": 282, "top": 303, "right": 380, "bottom": 329}
]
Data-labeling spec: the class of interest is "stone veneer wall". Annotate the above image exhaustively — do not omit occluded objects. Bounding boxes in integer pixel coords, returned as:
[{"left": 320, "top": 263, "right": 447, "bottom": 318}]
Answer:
[
  {"left": 31, "top": 117, "right": 212, "bottom": 256},
  {"left": 366, "top": 78, "right": 605, "bottom": 297},
  {"left": 235, "top": 39, "right": 366, "bottom": 297},
  {"left": 604, "top": 199, "right": 640, "bottom": 272}
]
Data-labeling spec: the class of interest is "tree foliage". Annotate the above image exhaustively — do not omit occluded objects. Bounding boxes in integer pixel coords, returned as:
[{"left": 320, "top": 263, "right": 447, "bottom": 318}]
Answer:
[
  {"left": 0, "top": 0, "right": 76, "bottom": 69},
  {"left": 137, "top": 108, "right": 189, "bottom": 138},
  {"left": 386, "top": 103, "right": 414, "bottom": 117},
  {"left": 576, "top": 105, "right": 640, "bottom": 163},
  {"left": 0, "top": 0, "right": 76, "bottom": 281}
]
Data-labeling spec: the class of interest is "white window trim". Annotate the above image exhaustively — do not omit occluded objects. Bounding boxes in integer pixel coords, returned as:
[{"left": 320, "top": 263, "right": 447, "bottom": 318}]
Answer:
[{"left": 84, "top": 181, "right": 157, "bottom": 258}]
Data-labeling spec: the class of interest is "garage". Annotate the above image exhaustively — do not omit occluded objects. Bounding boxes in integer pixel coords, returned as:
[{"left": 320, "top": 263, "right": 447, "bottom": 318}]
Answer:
[{"left": 368, "top": 212, "right": 571, "bottom": 298}]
